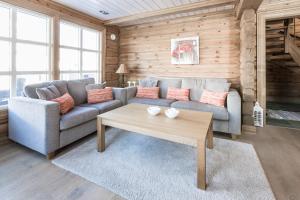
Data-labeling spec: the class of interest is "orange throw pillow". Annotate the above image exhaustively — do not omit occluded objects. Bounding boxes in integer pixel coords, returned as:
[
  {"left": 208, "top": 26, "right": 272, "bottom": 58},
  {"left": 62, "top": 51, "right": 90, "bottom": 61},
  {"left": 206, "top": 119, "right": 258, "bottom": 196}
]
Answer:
[
  {"left": 87, "top": 87, "right": 113, "bottom": 104},
  {"left": 166, "top": 87, "right": 190, "bottom": 101},
  {"left": 199, "top": 90, "right": 228, "bottom": 107},
  {"left": 51, "top": 93, "right": 75, "bottom": 114},
  {"left": 136, "top": 87, "right": 159, "bottom": 99}
]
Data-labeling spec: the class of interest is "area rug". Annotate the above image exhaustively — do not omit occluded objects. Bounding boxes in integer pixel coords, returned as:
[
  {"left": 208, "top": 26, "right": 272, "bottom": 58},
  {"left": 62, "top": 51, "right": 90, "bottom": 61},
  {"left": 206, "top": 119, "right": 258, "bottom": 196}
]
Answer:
[{"left": 52, "top": 128, "right": 275, "bottom": 200}]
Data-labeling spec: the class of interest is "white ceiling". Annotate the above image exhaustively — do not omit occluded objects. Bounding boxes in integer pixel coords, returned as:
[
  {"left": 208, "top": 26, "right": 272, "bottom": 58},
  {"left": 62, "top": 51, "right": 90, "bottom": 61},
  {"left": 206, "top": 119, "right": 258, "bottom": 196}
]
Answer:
[{"left": 53, "top": 0, "right": 208, "bottom": 20}]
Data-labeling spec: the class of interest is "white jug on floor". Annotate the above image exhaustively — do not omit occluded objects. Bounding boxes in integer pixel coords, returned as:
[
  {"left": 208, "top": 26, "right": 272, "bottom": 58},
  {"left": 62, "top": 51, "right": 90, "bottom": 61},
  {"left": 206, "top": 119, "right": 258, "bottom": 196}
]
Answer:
[{"left": 253, "top": 102, "right": 264, "bottom": 127}]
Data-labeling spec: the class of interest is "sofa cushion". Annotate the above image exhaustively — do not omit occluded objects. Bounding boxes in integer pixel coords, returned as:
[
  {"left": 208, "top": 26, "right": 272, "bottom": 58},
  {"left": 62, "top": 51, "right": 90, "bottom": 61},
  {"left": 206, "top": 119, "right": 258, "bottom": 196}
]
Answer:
[
  {"left": 199, "top": 90, "right": 228, "bottom": 107},
  {"left": 139, "top": 78, "right": 158, "bottom": 87},
  {"left": 36, "top": 85, "right": 61, "bottom": 100},
  {"left": 52, "top": 93, "right": 75, "bottom": 115},
  {"left": 128, "top": 98, "right": 176, "bottom": 107},
  {"left": 67, "top": 78, "right": 95, "bottom": 105},
  {"left": 60, "top": 106, "right": 98, "bottom": 130},
  {"left": 86, "top": 83, "right": 105, "bottom": 91},
  {"left": 87, "top": 87, "right": 113, "bottom": 104},
  {"left": 157, "top": 78, "right": 182, "bottom": 98},
  {"left": 24, "top": 82, "right": 51, "bottom": 99},
  {"left": 80, "top": 100, "right": 122, "bottom": 114},
  {"left": 205, "top": 79, "right": 231, "bottom": 92},
  {"left": 181, "top": 78, "right": 204, "bottom": 101},
  {"left": 51, "top": 80, "right": 68, "bottom": 95},
  {"left": 171, "top": 101, "right": 229, "bottom": 120},
  {"left": 24, "top": 80, "right": 68, "bottom": 99},
  {"left": 136, "top": 87, "right": 159, "bottom": 99}
]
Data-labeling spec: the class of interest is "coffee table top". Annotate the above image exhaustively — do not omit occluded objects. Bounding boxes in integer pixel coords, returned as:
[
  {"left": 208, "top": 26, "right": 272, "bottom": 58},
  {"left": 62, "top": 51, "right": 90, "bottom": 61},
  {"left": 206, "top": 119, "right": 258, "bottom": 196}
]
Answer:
[{"left": 99, "top": 103, "right": 213, "bottom": 142}]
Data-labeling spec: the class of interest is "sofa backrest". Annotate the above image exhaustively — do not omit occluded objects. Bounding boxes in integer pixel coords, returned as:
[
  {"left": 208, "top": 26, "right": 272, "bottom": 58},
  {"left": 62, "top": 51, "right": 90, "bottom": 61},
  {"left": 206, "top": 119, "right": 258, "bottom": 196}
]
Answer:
[
  {"left": 181, "top": 78, "right": 230, "bottom": 101},
  {"left": 23, "top": 78, "right": 95, "bottom": 105},
  {"left": 67, "top": 78, "right": 95, "bottom": 105},
  {"left": 146, "top": 77, "right": 230, "bottom": 100},
  {"left": 24, "top": 80, "right": 68, "bottom": 99}
]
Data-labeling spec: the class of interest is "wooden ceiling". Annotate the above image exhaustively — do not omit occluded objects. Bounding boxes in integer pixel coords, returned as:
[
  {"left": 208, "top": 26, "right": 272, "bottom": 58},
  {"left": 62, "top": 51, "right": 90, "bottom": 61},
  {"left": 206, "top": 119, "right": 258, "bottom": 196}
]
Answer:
[{"left": 52, "top": 0, "right": 263, "bottom": 26}]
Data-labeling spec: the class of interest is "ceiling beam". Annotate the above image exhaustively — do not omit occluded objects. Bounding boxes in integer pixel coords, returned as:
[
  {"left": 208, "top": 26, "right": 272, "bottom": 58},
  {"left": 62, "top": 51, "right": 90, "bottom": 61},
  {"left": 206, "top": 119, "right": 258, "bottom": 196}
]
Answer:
[
  {"left": 104, "top": 0, "right": 237, "bottom": 25},
  {"left": 235, "top": 0, "right": 264, "bottom": 19}
]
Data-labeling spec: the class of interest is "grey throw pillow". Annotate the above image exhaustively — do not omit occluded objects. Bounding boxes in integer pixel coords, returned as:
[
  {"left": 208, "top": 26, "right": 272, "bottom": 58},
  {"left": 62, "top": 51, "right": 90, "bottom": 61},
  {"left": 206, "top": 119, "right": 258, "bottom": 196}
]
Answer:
[
  {"left": 36, "top": 85, "right": 61, "bottom": 100},
  {"left": 85, "top": 83, "right": 105, "bottom": 91},
  {"left": 139, "top": 78, "right": 158, "bottom": 87}
]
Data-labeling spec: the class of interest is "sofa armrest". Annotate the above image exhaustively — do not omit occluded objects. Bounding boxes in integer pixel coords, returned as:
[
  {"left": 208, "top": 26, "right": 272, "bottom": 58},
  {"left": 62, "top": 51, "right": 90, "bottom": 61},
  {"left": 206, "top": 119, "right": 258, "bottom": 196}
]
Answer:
[
  {"left": 8, "top": 97, "right": 60, "bottom": 155},
  {"left": 227, "top": 89, "right": 241, "bottom": 135},
  {"left": 112, "top": 88, "right": 127, "bottom": 105},
  {"left": 126, "top": 86, "right": 137, "bottom": 102}
]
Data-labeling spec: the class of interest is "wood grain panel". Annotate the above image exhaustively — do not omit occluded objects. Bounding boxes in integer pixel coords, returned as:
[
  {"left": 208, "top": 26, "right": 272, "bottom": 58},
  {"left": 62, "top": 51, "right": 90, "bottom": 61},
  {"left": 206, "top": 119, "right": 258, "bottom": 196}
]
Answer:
[
  {"left": 0, "top": 106, "right": 8, "bottom": 144},
  {"left": 105, "top": 26, "right": 120, "bottom": 87},
  {"left": 119, "top": 12, "right": 241, "bottom": 87}
]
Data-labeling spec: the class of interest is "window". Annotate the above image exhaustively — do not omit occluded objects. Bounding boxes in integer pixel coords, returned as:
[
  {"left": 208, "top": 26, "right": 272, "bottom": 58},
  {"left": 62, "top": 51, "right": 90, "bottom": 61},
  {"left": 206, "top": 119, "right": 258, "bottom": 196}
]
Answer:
[
  {"left": 59, "top": 21, "right": 101, "bottom": 82},
  {"left": 0, "top": 3, "right": 51, "bottom": 105}
]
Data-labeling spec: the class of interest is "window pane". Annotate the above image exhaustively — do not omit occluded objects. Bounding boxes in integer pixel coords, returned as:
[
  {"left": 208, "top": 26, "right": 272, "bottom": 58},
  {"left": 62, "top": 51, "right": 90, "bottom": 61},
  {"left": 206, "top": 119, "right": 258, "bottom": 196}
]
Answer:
[
  {"left": 82, "top": 73, "right": 98, "bottom": 83},
  {"left": 0, "top": 75, "right": 10, "bottom": 105},
  {"left": 60, "top": 22, "right": 80, "bottom": 48},
  {"left": 82, "top": 29, "right": 99, "bottom": 50},
  {"left": 0, "top": 6, "right": 10, "bottom": 38},
  {"left": 16, "top": 74, "right": 47, "bottom": 96},
  {"left": 59, "top": 48, "right": 80, "bottom": 71},
  {"left": 60, "top": 73, "right": 80, "bottom": 80},
  {"left": 16, "top": 11, "right": 49, "bottom": 43},
  {"left": 0, "top": 41, "right": 11, "bottom": 71},
  {"left": 82, "top": 51, "right": 98, "bottom": 71},
  {"left": 16, "top": 43, "right": 49, "bottom": 71}
]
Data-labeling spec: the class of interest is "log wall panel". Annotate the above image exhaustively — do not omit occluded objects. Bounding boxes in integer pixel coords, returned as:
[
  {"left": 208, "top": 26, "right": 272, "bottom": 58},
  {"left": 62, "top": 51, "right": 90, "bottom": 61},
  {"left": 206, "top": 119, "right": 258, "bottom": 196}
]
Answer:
[
  {"left": 0, "top": 106, "right": 8, "bottom": 144},
  {"left": 105, "top": 26, "right": 120, "bottom": 87},
  {"left": 119, "top": 12, "right": 241, "bottom": 88}
]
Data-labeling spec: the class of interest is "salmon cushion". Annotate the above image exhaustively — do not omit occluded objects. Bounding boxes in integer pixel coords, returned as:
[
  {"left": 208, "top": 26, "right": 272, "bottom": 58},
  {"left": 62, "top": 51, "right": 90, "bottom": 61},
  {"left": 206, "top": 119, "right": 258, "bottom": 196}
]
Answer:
[
  {"left": 166, "top": 87, "right": 190, "bottom": 101},
  {"left": 87, "top": 87, "right": 113, "bottom": 104},
  {"left": 199, "top": 89, "right": 228, "bottom": 107},
  {"left": 136, "top": 87, "right": 159, "bottom": 99},
  {"left": 51, "top": 93, "right": 75, "bottom": 114}
]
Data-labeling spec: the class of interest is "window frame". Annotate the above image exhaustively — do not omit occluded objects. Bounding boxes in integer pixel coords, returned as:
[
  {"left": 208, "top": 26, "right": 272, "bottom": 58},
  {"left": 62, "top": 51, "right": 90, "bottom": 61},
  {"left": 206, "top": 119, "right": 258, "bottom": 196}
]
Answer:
[
  {"left": 59, "top": 20, "right": 102, "bottom": 82},
  {"left": 0, "top": 3, "right": 52, "bottom": 97}
]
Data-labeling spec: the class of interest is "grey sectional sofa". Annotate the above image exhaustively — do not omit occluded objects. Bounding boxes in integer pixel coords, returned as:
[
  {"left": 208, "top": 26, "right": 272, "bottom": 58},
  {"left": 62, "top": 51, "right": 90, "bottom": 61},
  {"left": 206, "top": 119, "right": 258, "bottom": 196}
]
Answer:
[
  {"left": 127, "top": 78, "right": 241, "bottom": 137},
  {"left": 8, "top": 78, "right": 126, "bottom": 158}
]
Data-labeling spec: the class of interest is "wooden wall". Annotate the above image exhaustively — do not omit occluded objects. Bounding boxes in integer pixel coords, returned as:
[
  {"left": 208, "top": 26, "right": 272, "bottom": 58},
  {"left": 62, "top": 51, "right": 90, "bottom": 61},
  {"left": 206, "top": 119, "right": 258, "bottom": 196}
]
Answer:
[
  {"left": 105, "top": 26, "right": 120, "bottom": 87},
  {"left": 119, "top": 11, "right": 241, "bottom": 88},
  {"left": 0, "top": 107, "right": 8, "bottom": 144}
]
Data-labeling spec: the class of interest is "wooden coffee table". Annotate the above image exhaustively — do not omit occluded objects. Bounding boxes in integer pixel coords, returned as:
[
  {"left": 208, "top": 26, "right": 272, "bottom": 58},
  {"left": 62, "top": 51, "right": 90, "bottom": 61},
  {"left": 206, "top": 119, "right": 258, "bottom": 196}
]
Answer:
[{"left": 97, "top": 103, "right": 213, "bottom": 190}]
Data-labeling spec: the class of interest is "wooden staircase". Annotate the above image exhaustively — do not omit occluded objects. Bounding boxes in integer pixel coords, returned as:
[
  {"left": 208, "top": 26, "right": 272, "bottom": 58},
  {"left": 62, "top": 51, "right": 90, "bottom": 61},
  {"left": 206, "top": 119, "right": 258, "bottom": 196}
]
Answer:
[{"left": 266, "top": 17, "right": 300, "bottom": 103}]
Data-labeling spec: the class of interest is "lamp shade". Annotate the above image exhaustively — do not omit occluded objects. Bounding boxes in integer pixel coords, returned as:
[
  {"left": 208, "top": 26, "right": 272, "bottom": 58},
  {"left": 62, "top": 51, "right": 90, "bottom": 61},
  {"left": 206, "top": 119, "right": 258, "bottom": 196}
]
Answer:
[{"left": 116, "top": 64, "right": 129, "bottom": 74}]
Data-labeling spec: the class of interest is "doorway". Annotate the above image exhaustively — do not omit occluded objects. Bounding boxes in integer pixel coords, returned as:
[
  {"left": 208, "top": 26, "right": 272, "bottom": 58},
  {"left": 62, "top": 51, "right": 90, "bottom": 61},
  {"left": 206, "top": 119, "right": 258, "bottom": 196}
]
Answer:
[{"left": 265, "top": 17, "right": 300, "bottom": 128}]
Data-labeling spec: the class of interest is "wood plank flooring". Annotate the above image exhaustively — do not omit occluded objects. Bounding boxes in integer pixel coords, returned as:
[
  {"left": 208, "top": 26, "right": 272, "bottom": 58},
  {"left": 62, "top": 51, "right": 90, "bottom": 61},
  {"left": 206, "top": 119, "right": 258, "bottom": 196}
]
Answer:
[{"left": 0, "top": 126, "right": 299, "bottom": 200}]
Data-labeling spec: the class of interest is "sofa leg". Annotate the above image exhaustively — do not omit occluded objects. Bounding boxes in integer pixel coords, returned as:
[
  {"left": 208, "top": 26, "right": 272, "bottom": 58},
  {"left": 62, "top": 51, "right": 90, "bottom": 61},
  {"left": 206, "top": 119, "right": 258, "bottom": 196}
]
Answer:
[
  {"left": 231, "top": 134, "right": 238, "bottom": 140},
  {"left": 46, "top": 152, "right": 56, "bottom": 160}
]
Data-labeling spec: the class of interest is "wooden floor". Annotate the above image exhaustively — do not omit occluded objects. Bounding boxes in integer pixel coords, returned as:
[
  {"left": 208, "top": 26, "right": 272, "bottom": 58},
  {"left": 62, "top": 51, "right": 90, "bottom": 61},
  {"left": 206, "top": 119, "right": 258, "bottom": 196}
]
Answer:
[{"left": 0, "top": 126, "right": 299, "bottom": 200}]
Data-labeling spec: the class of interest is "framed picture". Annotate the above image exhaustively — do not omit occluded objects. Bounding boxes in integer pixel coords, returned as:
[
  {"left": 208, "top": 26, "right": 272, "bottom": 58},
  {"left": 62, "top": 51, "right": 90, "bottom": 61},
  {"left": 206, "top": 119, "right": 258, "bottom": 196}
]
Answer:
[{"left": 171, "top": 36, "right": 200, "bottom": 64}]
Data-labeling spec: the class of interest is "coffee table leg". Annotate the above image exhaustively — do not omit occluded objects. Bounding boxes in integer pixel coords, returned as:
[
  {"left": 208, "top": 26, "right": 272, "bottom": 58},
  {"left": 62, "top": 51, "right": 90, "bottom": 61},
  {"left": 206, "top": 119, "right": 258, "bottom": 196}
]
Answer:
[
  {"left": 97, "top": 117, "right": 105, "bottom": 152},
  {"left": 197, "top": 140, "right": 206, "bottom": 190},
  {"left": 207, "top": 122, "right": 213, "bottom": 149}
]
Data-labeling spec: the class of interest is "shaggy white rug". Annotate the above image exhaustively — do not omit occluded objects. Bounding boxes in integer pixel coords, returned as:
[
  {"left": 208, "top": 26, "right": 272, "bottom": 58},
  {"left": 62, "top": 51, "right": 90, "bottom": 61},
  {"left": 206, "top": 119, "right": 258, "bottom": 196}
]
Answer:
[{"left": 53, "top": 128, "right": 275, "bottom": 200}]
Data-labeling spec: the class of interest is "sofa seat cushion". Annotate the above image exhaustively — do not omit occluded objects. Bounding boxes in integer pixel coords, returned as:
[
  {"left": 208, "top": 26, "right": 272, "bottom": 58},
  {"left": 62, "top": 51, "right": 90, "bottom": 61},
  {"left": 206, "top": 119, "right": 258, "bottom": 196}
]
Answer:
[
  {"left": 60, "top": 106, "right": 98, "bottom": 130},
  {"left": 171, "top": 101, "right": 229, "bottom": 121},
  {"left": 128, "top": 97, "right": 176, "bottom": 107},
  {"left": 80, "top": 100, "right": 122, "bottom": 114}
]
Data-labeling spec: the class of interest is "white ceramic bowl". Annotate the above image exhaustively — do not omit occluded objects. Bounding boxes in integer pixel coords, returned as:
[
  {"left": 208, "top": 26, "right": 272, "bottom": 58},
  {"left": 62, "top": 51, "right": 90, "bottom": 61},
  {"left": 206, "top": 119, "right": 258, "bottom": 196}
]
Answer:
[
  {"left": 147, "top": 106, "right": 161, "bottom": 116},
  {"left": 165, "top": 108, "right": 179, "bottom": 119}
]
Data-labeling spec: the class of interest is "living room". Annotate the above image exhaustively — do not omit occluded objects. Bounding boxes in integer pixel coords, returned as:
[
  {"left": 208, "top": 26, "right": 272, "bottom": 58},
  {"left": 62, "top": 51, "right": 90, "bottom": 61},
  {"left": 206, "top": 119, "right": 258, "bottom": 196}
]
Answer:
[{"left": 0, "top": 0, "right": 299, "bottom": 200}]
